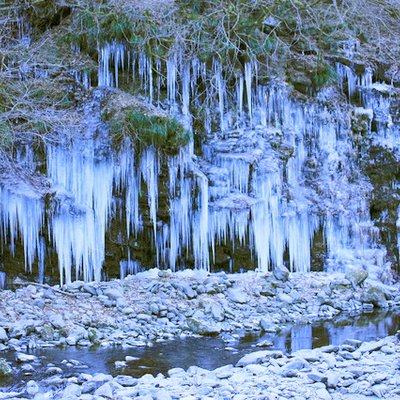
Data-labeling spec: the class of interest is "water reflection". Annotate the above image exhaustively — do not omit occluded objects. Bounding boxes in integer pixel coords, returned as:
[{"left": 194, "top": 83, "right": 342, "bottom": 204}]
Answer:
[{"left": 270, "top": 310, "right": 400, "bottom": 353}]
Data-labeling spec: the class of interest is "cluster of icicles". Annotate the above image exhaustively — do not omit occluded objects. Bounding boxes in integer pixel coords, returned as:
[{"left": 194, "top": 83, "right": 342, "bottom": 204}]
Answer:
[{"left": 0, "top": 40, "right": 396, "bottom": 284}]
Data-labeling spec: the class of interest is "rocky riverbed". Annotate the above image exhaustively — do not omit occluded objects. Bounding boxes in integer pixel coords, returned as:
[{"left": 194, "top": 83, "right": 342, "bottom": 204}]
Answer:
[{"left": 0, "top": 266, "right": 400, "bottom": 398}]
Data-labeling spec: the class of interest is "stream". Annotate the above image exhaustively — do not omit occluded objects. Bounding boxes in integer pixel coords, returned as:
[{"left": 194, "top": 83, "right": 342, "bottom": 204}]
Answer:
[{"left": 1, "top": 309, "right": 399, "bottom": 391}]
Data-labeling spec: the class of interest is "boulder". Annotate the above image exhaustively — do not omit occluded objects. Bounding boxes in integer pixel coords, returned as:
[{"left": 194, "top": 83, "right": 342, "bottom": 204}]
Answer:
[
  {"left": 210, "top": 302, "right": 225, "bottom": 322},
  {"left": 360, "top": 287, "right": 388, "bottom": 308},
  {"left": 0, "top": 327, "right": 8, "bottom": 342},
  {"left": 0, "top": 358, "right": 12, "bottom": 376},
  {"left": 62, "top": 383, "right": 82, "bottom": 398},
  {"left": 281, "top": 357, "right": 309, "bottom": 373},
  {"left": 345, "top": 267, "right": 368, "bottom": 288},
  {"left": 326, "top": 371, "right": 340, "bottom": 388},
  {"left": 16, "top": 353, "right": 37, "bottom": 363},
  {"left": 260, "top": 282, "right": 276, "bottom": 296},
  {"left": 227, "top": 288, "right": 248, "bottom": 304},
  {"left": 26, "top": 380, "right": 39, "bottom": 396},
  {"left": 103, "top": 288, "right": 123, "bottom": 301},
  {"left": 94, "top": 382, "right": 114, "bottom": 398},
  {"left": 186, "top": 318, "right": 221, "bottom": 336},
  {"left": 48, "top": 314, "right": 65, "bottom": 330},
  {"left": 236, "top": 350, "right": 283, "bottom": 367},
  {"left": 273, "top": 265, "right": 290, "bottom": 282}
]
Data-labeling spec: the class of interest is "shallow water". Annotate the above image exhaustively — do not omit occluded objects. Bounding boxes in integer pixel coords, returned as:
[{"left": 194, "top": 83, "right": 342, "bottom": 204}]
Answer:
[{"left": 1, "top": 310, "right": 399, "bottom": 390}]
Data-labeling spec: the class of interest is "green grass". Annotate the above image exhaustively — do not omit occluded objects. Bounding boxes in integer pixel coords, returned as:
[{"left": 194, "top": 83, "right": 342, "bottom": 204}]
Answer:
[{"left": 109, "top": 110, "right": 190, "bottom": 153}]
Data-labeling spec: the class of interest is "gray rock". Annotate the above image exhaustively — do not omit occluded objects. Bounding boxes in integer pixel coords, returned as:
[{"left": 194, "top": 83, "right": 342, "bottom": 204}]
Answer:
[
  {"left": 315, "top": 388, "right": 332, "bottom": 400},
  {"left": 158, "top": 270, "right": 171, "bottom": 278},
  {"left": 358, "top": 338, "right": 386, "bottom": 353},
  {"left": 154, "top": 389, "right": 172, "bottom": 400},
  {"left": 149, "top": 303, "right": 160, "bottom": 315},
  {"left": 291, "top": 349, "right": 320, "bottom": 362},
  {"left": 137, "top": 313, "right": 152, "bottom": 322},
  {"left": 94, "top": 382, "right": 114, "bottom": 398},
  {"left": 256, "top": 339, "right": 273, "bottom": 348},
  {"left": 26, "top": 380, "right": 39, "bottom": 396},
  {"left": 66, "top": 326, "right": 88, "bottom": 345},
  {"left": 21, "top": 364, "right": 35, "bottom": 373},
  {"left": 259, "top": 319, "right": 277, "bottom": 333},
  {"left": 277, "top": 293, "right": 293, "bottom": 304},
  {"left": 260, "top": 282, "right": 276, "bottom": 296},
  {"left": 103, "top": 288, "right": 123, "bottom": 301},
  {"left": 115, "top": 361, "right": 127, "bottom": 369},
  {"left": 326, "top": 371, "right": 340, "bottom": 388},
  {"left": 122, "top": 307, "right": 135, "bottom": 315},
  {"left": 227, "top": 288, "right": 248, "bottom": 304},
  {"left": 345, "top": 267, "right": 368, "bottom": 288},
  {"left": 281, "top": 357, "right": 310, "bottom": 377},
  {"left": 329, "top": 279, "right": 352, "bottom": 291},
  {"left": 40, "top": 323, "right": 54, "bottom": 341},
  {"left": 0, "top": 358, "right": 12, "bottom": 376},
  {"left": 236, "top": 350, "right": 283, "bottom": 367},
  {"left": 186, "top": 318, "right": 221, "bottom": 336},
  {"left": 372, "top": 384, "right": 389, "bottom": 398},
  {"left": 213, "top": 364, "right": 234, "bottom": 379},
  {"left": 0, "top": 328, "right": 8, "bottom": 342},
  {"left": 16, "top": 353, "right": 37, "bottom": 363},
  {"left": 308, "top": 371, "right": 326, "bottom": 382},
  {"left": 210, "top": 302, "right": 225, "bottom": 322},
  {"left": 360, "top": 287, "right": 388, "bottom": 308},
  {"left": 273, "top": 265, "right": 290, "bottom": 282},
  {"left": 46, "top": 366, "right": 63, "bottom": 376},
  {"left": 82, "top": 381, "right": 99, "bottom": 394},
  {"left": 48, "top": 314, "right": 65, "bottom": 330},
  {"left": 180, "top": 283, "right": 197, "bottom": 299},
  {"left": 114, "top": 375, "right": 138, "bottom": 386},
  {"left": 168, "top": 368, "right": 185, "bottom": 376},
  {"left": 83, "top": 284, "right": 97, "bottom": 296},
  {"left": 62, "top": 383, "right": 82, "bottom": 398}
]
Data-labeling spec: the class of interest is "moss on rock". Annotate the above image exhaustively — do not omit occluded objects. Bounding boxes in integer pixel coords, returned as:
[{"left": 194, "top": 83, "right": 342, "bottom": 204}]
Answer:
[{"left": 102, "top": 89, "right": 190, "bottom": 153}]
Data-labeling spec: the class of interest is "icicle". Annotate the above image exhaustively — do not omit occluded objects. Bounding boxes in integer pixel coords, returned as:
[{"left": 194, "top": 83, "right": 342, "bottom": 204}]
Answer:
[
  {"left": 0, "top": 185, "right": 44, "bottom": 272},
  {"left": 360, "top": 68, "right": 373, "bottom": 89},
  {"left": 148, "top": 57, "right": 153, "bottom": 103},
  {"left": 140, "top": 147, "right": 159, "bottom": 264},
  {"left": 0, "top": 272, "right": 5, "bottom": 289},
  {"left": 213, "top": 60, "right": 226, "bottom": 132},
  {"left": 47, "top": 139, "right": 114, "bottom": 284},
  {"left": 156, "top": 58, "right": 162, "bottom": 105},
  {"left": 336, "top": 63, "right": 358, "bottom": 98},
  {"left": 181, "top": 63, "right": 191, "bottom": 123},
  {"left": 236, "top": 74, "right": 244, "bottom": 127},
  {"left": 245, "top": 62, "right": 253, "bottom": 124},
  {"left": 99, "top": 43, "right": 111, "bottom": 87},
  {"left": 193, "top": 173, "right": 210, "bottom": 270},
  {"left": 167, "top": 54, "right": 178, "bottom": 106}
]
